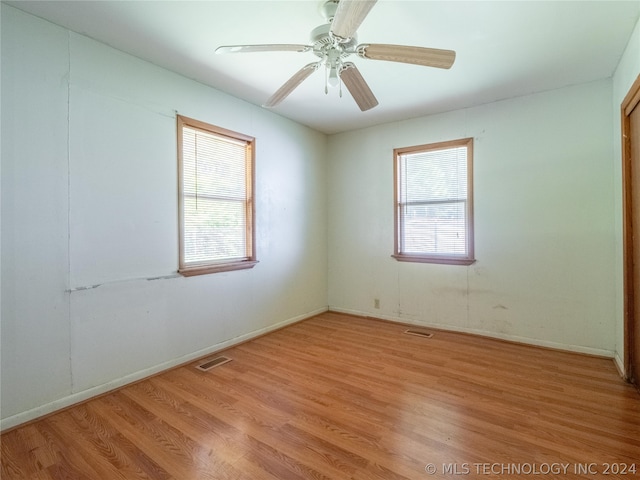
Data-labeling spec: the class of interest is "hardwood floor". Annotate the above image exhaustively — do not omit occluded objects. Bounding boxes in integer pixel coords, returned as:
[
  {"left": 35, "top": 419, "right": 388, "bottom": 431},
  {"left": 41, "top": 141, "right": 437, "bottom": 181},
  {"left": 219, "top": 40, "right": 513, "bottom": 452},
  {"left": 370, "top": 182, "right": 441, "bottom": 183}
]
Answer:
[{"left": 2, "top": 312, "right": 640, "bottom": 479}]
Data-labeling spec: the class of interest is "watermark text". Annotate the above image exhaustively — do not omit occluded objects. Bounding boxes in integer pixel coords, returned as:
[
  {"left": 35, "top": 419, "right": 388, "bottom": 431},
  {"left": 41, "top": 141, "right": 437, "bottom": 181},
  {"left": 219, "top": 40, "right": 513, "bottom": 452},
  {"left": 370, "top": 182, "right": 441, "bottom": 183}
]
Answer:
[{"left": 424, "top": 462, "right": 637, "bottom": 476}]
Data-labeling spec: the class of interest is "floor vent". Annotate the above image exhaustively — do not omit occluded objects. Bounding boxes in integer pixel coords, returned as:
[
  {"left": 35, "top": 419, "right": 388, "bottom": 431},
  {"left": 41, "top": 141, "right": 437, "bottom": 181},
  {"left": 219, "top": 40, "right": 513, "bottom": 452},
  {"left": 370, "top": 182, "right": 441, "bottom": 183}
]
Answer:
[
  {"left": 404, "top": 329, "right": 434, "bottom": 339},
  {"left": 195, "top": 356, "right": 232, "bottom": 371}
]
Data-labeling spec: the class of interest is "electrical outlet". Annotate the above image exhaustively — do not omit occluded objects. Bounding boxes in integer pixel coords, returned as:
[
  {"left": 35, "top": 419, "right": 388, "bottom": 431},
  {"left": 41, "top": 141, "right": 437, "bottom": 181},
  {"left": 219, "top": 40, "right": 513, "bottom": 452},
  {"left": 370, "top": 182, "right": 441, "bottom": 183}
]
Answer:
[{"left": 374, "top": 298, "right": 380, "bottom": 309}]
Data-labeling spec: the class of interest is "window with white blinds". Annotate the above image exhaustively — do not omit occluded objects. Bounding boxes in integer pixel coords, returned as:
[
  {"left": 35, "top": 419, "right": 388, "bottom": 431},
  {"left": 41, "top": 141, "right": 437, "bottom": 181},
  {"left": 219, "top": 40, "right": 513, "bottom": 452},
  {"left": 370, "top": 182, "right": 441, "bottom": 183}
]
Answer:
[
  {"left": 177, "top": 115, "right": 257, "bottom": 276},
  {"left": 394, "top": 138, "right": 475, "bottom": 265}
]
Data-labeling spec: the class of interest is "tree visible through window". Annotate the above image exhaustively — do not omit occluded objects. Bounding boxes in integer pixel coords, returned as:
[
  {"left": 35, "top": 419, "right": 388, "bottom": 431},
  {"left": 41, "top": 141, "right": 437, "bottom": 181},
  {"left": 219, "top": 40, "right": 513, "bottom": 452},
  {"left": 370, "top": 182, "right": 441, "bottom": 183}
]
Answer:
[
  {"left": 394, "top": 138, "right": 475, "bottom": 265},
  {"left": 177, "top": 115, "right": 257, "bottom": 276}
]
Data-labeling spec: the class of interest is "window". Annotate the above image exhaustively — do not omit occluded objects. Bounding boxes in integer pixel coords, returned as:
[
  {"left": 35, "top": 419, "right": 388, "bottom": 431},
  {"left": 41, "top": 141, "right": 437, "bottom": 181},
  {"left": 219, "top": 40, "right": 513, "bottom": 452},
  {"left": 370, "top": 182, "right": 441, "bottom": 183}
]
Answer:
[
  {"left": 177, "top": 115, "right": 257, "bottom": 276},
  {"left": 393, "top": 137, "right": 474, "bottom": 265}
]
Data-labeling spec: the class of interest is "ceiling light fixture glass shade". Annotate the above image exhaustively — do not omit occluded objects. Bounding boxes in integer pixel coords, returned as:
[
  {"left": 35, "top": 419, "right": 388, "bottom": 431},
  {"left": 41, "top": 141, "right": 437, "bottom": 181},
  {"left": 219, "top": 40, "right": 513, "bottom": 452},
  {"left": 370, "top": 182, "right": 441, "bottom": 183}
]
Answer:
[
  {"left": 328, "top": 65, "right": 340, "bottom": 87},
  {"left": 324, "top": 44, "right": 344, "bottom": 90}
]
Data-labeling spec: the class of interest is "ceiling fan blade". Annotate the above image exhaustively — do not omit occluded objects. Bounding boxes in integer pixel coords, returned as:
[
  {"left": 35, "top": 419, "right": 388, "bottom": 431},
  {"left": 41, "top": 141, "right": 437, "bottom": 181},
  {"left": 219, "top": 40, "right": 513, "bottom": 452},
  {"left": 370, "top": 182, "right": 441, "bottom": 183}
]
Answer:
[
  {"left": 216, "top": 44, "right": 311, "bottom": 54},
  {"left": 357, "top": 44, "right": 456, "bottom": 69},
  {"left": 330, "top": 0, "right": 377, "bottom": 42},
  {"left": 263, "top": 62, "right": 320, "bottom": 108},
  {"left": 339, "top": 62, "right": 378, "bottom": 111}
]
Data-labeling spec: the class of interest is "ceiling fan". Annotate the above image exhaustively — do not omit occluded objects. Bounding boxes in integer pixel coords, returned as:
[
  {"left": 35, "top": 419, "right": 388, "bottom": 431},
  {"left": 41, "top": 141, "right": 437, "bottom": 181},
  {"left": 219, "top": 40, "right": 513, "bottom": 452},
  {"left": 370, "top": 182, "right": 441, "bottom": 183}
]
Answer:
[{"left": 215, "top": 0, "right": 456, "bottom": 112}]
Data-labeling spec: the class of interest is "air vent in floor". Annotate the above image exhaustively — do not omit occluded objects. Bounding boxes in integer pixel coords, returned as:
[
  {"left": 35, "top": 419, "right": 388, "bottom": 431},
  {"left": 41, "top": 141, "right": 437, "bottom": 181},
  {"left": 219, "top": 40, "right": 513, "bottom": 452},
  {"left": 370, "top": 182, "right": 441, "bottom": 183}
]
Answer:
[
  {"left": 195, "top": 356, "right": 232, "bottom": 371},
  {"left": 404, "top": 329, "right": 434, "bottom": 339}
]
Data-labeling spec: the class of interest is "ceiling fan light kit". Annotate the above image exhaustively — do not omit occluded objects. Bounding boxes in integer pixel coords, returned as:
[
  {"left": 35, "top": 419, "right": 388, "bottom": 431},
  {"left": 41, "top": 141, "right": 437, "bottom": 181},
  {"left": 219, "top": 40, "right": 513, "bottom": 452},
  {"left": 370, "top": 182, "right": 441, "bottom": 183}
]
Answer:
[{"left": 215, "top": 0, "right": 456, "bottom": 111}]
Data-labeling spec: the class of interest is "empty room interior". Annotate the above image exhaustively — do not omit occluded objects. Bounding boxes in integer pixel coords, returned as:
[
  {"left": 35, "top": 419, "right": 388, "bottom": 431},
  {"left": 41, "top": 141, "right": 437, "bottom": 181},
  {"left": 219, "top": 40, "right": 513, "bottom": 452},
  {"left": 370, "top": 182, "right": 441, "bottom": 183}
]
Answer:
[{"left": 2, "top": 0, "right": 640, "bottom": 478}]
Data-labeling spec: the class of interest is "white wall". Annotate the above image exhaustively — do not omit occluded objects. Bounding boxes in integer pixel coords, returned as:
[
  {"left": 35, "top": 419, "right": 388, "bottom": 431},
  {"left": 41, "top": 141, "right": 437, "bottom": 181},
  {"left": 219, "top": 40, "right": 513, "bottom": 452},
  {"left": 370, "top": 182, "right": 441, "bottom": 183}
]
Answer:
[
  {"left": 612, "top": 15, "right": 640, "bottom": 374},
  {"left": 1, "top": 7, "right": 73, "bottom": 424},
  {"left": 328, "top": 80, "right": 616, "bottom": 356},
  {"left": 1, "top": 6, "right": 328, "bottom": 429}
]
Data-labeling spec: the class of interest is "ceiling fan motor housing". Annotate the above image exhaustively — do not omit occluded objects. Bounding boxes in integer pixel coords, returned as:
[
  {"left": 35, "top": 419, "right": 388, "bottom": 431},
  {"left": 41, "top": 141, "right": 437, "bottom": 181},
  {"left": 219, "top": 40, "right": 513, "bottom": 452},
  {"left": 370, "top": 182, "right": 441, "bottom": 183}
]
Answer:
[
  {"left": 310, "top": 23, "right": 357, "bottom": 58},
  {"left": 310, "top": 23, "right": 333, "bottom": 48}
]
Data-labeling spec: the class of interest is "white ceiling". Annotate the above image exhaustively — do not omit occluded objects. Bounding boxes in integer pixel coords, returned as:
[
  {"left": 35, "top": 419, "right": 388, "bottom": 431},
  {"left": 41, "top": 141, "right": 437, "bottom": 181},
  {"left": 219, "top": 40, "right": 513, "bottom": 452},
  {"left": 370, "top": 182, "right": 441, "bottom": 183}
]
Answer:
[{"left": 6, "top": 0, "right": 640, "bottom": 134}]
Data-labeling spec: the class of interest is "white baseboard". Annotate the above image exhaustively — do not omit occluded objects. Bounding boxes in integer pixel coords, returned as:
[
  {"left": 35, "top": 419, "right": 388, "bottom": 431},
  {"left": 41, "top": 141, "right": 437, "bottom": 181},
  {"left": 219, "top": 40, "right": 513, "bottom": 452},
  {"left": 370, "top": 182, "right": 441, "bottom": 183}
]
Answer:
[
  {"left": 614, "top": 352, "right": 627, "bottom": 379},
  {"left": 1, "top": 306, "right": 328, "bottom": 432},
  {"left": 329, "top": 307, "right": 616, "bottom": 358}
]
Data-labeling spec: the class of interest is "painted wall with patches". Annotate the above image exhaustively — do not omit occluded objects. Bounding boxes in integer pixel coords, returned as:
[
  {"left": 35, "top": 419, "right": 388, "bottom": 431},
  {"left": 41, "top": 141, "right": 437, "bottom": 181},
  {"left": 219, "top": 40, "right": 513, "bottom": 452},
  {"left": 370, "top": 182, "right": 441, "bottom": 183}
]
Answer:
[
  {"left": 327, "top": 79, "right": 616, "bottom": 356},
  {"left": 1, "top": 5, "right": 328, "bottom": 429}
]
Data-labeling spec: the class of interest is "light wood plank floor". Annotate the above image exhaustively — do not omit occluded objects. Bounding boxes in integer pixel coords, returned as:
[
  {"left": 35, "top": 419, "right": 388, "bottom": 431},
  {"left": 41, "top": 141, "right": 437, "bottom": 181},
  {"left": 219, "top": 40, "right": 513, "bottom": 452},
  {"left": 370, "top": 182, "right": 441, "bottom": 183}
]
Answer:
[{"left": 2, "top": 312, "right": 640, "bottom": 479}]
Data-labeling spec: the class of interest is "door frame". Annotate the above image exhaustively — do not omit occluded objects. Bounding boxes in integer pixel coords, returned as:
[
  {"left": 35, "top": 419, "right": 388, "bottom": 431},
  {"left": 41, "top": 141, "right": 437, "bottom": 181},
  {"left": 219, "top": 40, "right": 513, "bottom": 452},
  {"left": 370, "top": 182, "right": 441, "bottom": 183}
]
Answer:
[{"left": 622, "top": 74, "right": 640, "bottom": 382}]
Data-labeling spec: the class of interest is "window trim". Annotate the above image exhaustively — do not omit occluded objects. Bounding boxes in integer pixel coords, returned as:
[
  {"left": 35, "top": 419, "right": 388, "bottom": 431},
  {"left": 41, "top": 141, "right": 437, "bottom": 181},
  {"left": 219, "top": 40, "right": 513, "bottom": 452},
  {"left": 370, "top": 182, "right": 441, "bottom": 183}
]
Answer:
[
  {"left": 177, "top": 115, "right": 257, "bottom": 276},
  {"left": 393, "top": 137, "right": 475, "bottom": 266}
]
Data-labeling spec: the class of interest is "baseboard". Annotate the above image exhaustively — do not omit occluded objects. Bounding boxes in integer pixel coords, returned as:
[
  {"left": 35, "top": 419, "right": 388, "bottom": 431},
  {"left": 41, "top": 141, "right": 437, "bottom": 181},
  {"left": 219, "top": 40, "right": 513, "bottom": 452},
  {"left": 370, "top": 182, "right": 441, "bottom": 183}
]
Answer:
[
  {"left": 0, "top": 306, "right": 329, "bottom": 432},
  {"left": 614, "top": 352, "right": 627, "bottom": 379},
  {"left": 329, "top": 307, "right": 616, "bottom": 359}
]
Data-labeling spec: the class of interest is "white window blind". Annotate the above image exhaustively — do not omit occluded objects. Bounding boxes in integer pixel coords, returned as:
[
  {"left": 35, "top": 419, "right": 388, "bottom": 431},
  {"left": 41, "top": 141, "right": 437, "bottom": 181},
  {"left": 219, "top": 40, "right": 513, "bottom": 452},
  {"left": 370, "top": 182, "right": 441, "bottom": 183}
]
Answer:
[
  {"left": 178, "top": 116, "right": 256, "bottom": 275},
  {"left": 395, "top": 138, "right": 474, "bottom": 265}
]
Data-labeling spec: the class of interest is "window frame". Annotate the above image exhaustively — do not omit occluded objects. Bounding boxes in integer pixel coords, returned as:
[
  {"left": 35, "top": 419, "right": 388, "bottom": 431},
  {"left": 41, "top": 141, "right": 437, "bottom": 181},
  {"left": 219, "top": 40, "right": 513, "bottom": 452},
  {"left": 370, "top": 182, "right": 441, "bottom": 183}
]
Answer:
[
  {"left": 393, "top": 137, "right": 475, "bottom": 266},
  {"left": 177, "top": 115, "right": 257, "bottom": 276}
]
